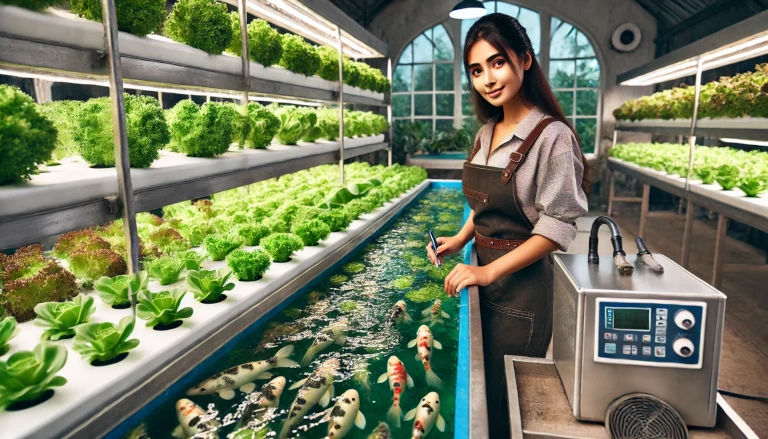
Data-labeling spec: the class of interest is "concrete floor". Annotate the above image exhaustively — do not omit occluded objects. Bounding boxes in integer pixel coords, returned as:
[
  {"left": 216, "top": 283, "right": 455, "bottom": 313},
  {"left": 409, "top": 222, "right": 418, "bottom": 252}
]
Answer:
[{"left": 575, "top": 208, "right": 768, "bottom": 436}]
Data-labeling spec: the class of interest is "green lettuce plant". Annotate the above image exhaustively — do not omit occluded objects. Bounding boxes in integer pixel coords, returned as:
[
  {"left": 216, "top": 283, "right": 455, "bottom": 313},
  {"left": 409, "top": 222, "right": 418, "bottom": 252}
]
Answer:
[
  {"left": 145, "top": 256, "right": 186, "bottom": 285},
  {"left": 93, "top": 272, "right": 149, "bottom": 308},
  {"left": 72, "top": 316, "right": 140, "bottom": 363},
  {"left": 69, "top": 249, "right": 128, "bottom": 288},
  {"left": 715, "top": 165, "right": 740, "bottom": 190},
  {"left": 260, "top": 233, "right": 303, "bottom": 263},
  {"left": 273, "top": 105, "right": 321, "bottom": 145},
  {"left": 0, "top": 317, "right": 19, "bottom": 356},
  {"left": 136, "top": 288, "right": 194, "bottom": 327},
  {"left": 279, "top": 34, "right": 320, "bottom": 76},
  {"left": 187, "top": 269, "right": 235, "bottom": 302},
  {"left": 0, "top": 342, "right": 67, "bottom": 409},
  {"left": 166, "top": 0, "right": 233, "bottom": 54},
  {"left": 33, "top": 294, "right": 96, "bottom": 341},
  {"left": 178, "top": 250, "right": 206, "bottom": 271},
  {"left": 203, "top": 233, "right": 242, "bottom": 261},
  {"left": 291, "top": 219, "right": 331, "bottom": 246},
  {"left": 226, "top": 249, "right": 271, "bottom": 281},
  {"left": 227, "top": 14, "right": 283, "bottom": 68},
  {"left": 738, "top": 167, "right": 768, "bottom": 197},
  {"left": 69, "top": 0, "right": 165, "bottom": 37},
  {"left": 237, "top": 223, "right": 272, "bottom": 246}
]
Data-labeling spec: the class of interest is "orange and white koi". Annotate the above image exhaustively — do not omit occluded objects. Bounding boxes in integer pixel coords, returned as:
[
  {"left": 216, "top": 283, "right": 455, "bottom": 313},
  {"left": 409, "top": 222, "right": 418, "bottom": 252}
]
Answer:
[
  {"left": 172, "top": 398, "right": 220, "bottom": 439},
  {"left": 404, "top": 392, "right": 445, "bottom": 439},
  {"left": 376, "top": 355, "right": 414, "bottom": 427},
  {"left": 420, "top": 300, "right": 450, "bottom": 327},
  {"left": 407, "top": 325, "right": 443, "bottom": 389}
]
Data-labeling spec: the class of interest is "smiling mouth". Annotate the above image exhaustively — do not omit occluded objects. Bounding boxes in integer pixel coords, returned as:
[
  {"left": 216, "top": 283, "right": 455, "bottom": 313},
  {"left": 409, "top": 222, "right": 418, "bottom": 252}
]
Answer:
[{"left": 487, "top": 86, "right": 504, "bottom": 98}]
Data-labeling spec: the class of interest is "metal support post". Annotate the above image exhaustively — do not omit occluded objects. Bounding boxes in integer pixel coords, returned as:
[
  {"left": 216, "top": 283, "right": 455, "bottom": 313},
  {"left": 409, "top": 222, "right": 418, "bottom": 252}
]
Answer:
[
  {"left": 206, "top": 94, "right": 211, "bottom": 103},
  {"left": 158, "top": 91, "right": 163, "bottom": 109},
  {"left": 681, "top": 199, "right": 695, "bottom": 268},
  {"left": 712, "top": 214, "right": 728, "bottom": 288},
  {"left": 611, "top": 129, "right": 617, "bottom": 149},
  {"left": 336, "top": 25, "right": 345, "bottom": 186},
  {"left": 639, "top": 184, "right": 650, "bottom": 238},
  {"left": 686, "top": 56, "right": 704, "bottom": 191},
  {"left": 100, "top": 0, "right": 139, "bottom": 303},
  {"left": 387, "top": 57, "right": 393, "bottom": 166},
  {"left": 238, "top": 0, "right": 250, "bottom": 106},
  {"left": 607, "top": 171, "right": 615, "bottom": 216}
]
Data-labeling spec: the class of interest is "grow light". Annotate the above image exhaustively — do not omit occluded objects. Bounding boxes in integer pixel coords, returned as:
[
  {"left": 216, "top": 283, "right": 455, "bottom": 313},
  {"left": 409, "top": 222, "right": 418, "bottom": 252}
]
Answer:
[
  {"left": 721, "top": 138, "right": 768, "bottom": 148},
  {"left": 618, "top": 11, "right": 768, "bottom": 86}
]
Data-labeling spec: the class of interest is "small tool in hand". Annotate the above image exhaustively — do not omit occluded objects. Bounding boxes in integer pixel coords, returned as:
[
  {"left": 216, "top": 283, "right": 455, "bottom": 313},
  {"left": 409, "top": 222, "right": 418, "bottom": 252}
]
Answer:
[
  {"left": 636, "top": 237, "right": 664, "bottom": 273},
  {"left": 428, "top": 229, "right": 441, "bottom": 267}
]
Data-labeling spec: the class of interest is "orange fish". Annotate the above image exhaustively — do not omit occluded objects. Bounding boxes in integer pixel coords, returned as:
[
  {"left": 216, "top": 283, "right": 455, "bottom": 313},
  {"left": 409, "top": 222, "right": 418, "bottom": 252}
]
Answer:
[{"left": 377, "top": 355, "right": 414, "bottom": 427}]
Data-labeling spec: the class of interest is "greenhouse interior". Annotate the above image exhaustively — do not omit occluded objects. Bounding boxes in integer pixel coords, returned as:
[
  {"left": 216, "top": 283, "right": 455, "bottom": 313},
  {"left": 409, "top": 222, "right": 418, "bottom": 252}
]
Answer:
[{"left": 0, "top": 0, "right": 767, "bottom": 438}]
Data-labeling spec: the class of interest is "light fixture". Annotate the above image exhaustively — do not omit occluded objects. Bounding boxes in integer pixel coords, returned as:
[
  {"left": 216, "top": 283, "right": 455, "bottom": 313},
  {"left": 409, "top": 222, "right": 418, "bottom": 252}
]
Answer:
[
  {"left": 449, "top": 0, "right": 487, "bottom": 19},
  {"left": 720, "top": 138, "right": 768, "bottom": 147}
]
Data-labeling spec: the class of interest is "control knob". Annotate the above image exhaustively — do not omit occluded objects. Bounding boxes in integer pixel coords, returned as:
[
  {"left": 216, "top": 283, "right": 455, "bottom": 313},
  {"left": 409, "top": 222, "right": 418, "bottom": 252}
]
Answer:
[
  {"left": 673, "top": 338, "right": 695, "bottom": 358},
  {"left": 674, "top": 309, "right": 695, "bottom": 330}
]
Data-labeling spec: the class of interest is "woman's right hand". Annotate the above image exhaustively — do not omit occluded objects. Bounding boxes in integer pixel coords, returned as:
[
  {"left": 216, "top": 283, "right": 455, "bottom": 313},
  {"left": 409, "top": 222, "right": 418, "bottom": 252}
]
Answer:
[{"left": 426, "top": 235, "right": 465, "bottom": 266}]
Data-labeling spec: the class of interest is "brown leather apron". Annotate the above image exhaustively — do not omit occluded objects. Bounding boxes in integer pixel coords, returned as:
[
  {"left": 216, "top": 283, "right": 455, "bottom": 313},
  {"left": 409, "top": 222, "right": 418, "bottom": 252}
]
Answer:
[{"left": 462, "top": 118, "right": 556, "bottom": 438}]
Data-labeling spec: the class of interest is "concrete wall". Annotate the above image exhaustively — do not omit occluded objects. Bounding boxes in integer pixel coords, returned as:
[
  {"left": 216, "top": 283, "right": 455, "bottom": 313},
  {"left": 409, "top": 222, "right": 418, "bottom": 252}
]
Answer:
[{"left": 369, "top": 0, "right": 660, "bottom": 154}]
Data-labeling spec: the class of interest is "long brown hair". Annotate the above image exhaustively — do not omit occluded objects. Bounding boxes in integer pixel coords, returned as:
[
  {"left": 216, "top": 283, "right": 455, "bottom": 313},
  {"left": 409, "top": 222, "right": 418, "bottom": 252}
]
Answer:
[{"left": 463, "top": 13, "right": 591, "bottom": 193}]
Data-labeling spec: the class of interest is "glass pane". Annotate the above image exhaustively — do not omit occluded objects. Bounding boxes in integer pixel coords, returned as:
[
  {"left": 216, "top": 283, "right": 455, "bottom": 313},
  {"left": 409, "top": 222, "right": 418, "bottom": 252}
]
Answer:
[
  {"left": 393, "top": 95, "right": 412, "bottom": 117},
  {"left": 413, "top": 33, "right": 433, "bottom": 63},
  {"left": 576, "top": 58, "right": 600, "bottom": 87},
  {"left": 393, "top": 65, "right": 412, "bottom": 92},
  {"left": 462, "top": 92, "right": 474, "bottom": 116},
  {"left": 461, "top": 17, "right": 479, "bottom": 48},
  {"left": 436, "top": 64, "right": 453, "bottom": 91},
  {"left": 576, "top": 118, "right": 596, "bottom": 154},
  {"left": 436, "top": 119, "right": 454, "bottom": 135},
  {"left": 413, "top": 64, "right": 433, "bottom": 91},
  {"left": 577, "top": 90, "right": 598, "bottom": 116},
  {"left": 414, "top": 94, "right": 433, "bottom": 116},
  {"left": 436, "top": 93, "right": 454, "bottom": 116},
  {"left": 518, "top": 8, "right": 541, "bottom": 55},
  {"left": 461, "top": 64, "right": 468, "bottom": 89},
  {"left": 496, "top": 2, "right": 520, "bottom": 18},
  {"left": 463, "top": 117, "right": 483, "bottom": 138},
  {"left": 554, "top": 91, "right": 574, "bottom": 116},
  {"left": 549, "top": 60, "right": 575, "bottom": 88},
  {"left": 399, "top": 43, "right": 412, "bottom": 64},
  {"left": 576, "top": 31, "right": 595, "bottom": 57},
  {"left": 433, "top": 25, "right": 454, "bottom": 61},
  {"left": 550, "top": 17, "right": 576, "bottom": 59}
]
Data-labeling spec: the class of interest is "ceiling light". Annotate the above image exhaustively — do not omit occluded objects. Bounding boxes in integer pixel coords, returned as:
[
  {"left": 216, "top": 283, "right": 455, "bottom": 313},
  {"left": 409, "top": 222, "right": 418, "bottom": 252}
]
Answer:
[
  {"left": 720, "top": 138, "right": 768, "bottom": 147},
  {"left": 449, "top": 0, "right": 487, "bottom": 19}
]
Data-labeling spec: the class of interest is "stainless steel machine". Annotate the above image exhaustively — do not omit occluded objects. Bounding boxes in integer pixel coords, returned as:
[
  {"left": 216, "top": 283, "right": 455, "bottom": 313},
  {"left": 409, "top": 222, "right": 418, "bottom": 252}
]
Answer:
[{"left": 552, "top": 217, "right": 726, "bottom": 430}]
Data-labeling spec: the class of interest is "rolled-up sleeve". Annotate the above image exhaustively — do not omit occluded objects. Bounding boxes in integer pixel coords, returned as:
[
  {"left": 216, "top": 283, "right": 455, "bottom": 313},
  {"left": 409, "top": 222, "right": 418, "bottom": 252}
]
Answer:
[{"left": 532, "top": 132, "right": 588, "bottom": 251}]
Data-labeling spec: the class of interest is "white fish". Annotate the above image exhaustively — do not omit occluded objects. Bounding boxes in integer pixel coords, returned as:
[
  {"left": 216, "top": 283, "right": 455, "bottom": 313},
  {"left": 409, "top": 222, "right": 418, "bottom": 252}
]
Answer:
[
  {"left": 376, "top": 355, "right": 414, "bottom": 427},
  {"left": 172, "top": 398, "right": 220, "bottom": 439},
  {"left": 388, "top": 300, "right": 413, "bottom": 326},
  {"left": 366, "top": 422, "right": 391, "bottom": 439},
  {"left": 279, "top": 358, "right": 339, "bottom": 439},
  {"left": 236, "top": 376, "right": 287, "bottom": 430},
  {"left": 407, "top": 325, "right": 443, "bottom": 389},
  {"left": 420, "top": 300, "right": 450, "bottom": 327},
  {"left": 187, "top": 345, "right": 297, "bottom": 400},
  {"left": 301, "top": 320, "right": 347, "bottom": 365},
  {"left": 319, "top": 389, "right": 366, "bottom": 439},
  {"left": 404, "top": 392, "right": 445, "bottom": 439}
]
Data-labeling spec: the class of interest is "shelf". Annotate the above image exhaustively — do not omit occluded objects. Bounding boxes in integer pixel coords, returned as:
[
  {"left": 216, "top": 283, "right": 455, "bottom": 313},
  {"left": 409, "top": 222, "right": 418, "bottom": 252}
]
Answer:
[
  {"left": 0, "top": 180, "right": 429, "bottom": 439},
  {"left": 0, "top": 6, "right": 387, "bottom": 106},
  {"left": 0, "top": 135, "right": 388, "bottom": 249},
  {"left": 615, "top": 119, "right": 768, "bottom": 142},
  {"left": 608, "top": 157, "right": 768, "bottom": 232}
]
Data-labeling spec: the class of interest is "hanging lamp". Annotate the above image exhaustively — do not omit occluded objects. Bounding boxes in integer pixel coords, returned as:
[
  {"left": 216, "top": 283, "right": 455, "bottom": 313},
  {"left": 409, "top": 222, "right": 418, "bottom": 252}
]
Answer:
[{"left": 449, "top": 0, "right": 487, "bottom": 19}]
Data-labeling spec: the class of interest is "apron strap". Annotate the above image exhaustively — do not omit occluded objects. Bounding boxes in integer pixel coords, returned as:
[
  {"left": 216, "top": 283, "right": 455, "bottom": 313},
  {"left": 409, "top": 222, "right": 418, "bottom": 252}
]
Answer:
[
  {"left": 466, "top": 132, "right": 483, "bottom": 163},
  {"left": 500, "top": 117, "right": 557, "bottom": 185}
]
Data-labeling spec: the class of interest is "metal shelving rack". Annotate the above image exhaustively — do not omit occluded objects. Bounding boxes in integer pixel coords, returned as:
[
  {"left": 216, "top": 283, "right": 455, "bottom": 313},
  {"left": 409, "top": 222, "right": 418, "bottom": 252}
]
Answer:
[
  {"left": 608, "top": 11, "right": 768, "bottom": 287},
  {"left": 0, "top": 0, "right": 392, "bottom": 251}
]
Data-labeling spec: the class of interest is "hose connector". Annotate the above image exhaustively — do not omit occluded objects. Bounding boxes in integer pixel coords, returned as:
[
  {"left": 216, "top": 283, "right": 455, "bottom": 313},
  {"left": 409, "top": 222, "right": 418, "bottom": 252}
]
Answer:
[{"left": 588, "top": 216, "right": 634, "bottom": 275}]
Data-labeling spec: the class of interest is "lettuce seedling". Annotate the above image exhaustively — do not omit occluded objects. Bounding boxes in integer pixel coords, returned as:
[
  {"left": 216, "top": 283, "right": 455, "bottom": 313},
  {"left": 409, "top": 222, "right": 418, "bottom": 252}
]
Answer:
[
  {"left": 279, "top": 34, "right": 321, "bottom": 76},
  {"left": 72, "top": 316, "right": 140, "bottom": 363},
  {"left": 228, "top": 14, "right": 283, "bottom": 68},
  {"left": 316, "top": 46, "right": 340, "bottom": 82},
  {"left": 33, "top": 294, "right": 96, "bottom": 341},
  {"left": 273, "top": 105, "right": 321, "bottom": 145},
  {"left": 148, "top": 226, "right": 189, "bottom": 256},
  {"left": 203, "top": 233, "right": 242, "bottom": 261},
  {"left": 39, "top": 100, "right": 82, "bottom": 163},
  {"left": 136, "top": 288, "right": 194, "bottom": 327},
  {"left": 145, "top": 256, "right": 186, "bottom": 285},
  {"left": 237, "top": 223, "right": 271, "bottom": 246},
  {"left": 0, "top": 342, "right": 67, "bottom": 409},
  {"left": 317, "top": 209, "right": 352, "bottom": 232},
  {"left": 291, "top": 219, "right": 331, "bottom": 246},
  {"left": 166, "top": 100, "right": 236, "bottom": 158},
  {"left": 176, "top": 221, "right": 215, "bottom": 247},
  {"left": 260, "top": 233, "right": 303, "bottom": 263},
  {"left": 187, "top": 269, "right": 235, "bottom": 302},
  {"left": 0, "top": 317, "right": 19, "bottom": 356},
  {"left": 179, "top": 250, "right": 207, "bottom": 271},
  {"left": 166, "top": 0, "right": 233, "bottom": 54},
  {"left": 93, "top": 272, "right": 150, "bottom": 307},
  {"left": 226, "top": 249, "right": 271, "bottom": 281},
  {"left": 69, "top": 249, "right": 127, "bottom": 288},
  {"left": 715, "top": 164, "right": 740, "bottom": 191}
]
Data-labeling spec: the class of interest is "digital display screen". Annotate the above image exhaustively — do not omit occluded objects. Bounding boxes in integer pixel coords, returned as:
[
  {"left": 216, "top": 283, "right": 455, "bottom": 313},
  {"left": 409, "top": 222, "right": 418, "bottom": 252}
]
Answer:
[{"left": 610, "top": 308, "right": 650, "bottom": 331}]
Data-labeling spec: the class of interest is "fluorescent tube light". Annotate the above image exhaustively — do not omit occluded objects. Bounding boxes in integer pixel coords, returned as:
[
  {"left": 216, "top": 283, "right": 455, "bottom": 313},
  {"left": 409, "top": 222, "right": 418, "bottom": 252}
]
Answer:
[{"left": 720, "top": 138, "right": 768, "bottom": 147}]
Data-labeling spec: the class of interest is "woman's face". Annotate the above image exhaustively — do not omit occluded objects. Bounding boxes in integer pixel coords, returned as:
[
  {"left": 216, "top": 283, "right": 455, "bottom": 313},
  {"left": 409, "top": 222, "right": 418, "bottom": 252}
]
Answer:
[{"left": 467, "top": 39, "right": 531, "bottom": 107}]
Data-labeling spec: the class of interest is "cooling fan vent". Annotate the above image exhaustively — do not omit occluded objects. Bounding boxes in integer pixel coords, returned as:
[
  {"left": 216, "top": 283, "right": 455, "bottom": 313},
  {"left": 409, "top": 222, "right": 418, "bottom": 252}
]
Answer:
[{"left": 606, "top": 393, "right": 689, "bottom": 439}]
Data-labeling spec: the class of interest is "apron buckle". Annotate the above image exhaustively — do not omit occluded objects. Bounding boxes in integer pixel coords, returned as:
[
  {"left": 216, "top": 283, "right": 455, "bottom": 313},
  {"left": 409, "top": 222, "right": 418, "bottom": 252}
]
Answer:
[{"left": 509, "top": 151, "right": 524, "bottom": 163}]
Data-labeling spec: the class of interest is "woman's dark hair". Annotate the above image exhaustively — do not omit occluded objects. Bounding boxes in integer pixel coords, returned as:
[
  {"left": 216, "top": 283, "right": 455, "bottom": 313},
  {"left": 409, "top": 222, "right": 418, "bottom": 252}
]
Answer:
[{"left": 463, "top": 13, "right": 591, "bottom": 193}]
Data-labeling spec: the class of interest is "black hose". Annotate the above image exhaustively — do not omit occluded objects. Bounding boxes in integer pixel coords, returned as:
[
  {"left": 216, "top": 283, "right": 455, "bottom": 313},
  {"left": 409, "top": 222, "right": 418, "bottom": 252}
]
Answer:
[
  {"left": 636, "top": 237, "right": 651, "bottom": 256},
  {"left": 718, "top": 389, "right": 768, "bottom": 403},
  {"left": 588, "top": 216, "right": 626, "bottom": 264}
]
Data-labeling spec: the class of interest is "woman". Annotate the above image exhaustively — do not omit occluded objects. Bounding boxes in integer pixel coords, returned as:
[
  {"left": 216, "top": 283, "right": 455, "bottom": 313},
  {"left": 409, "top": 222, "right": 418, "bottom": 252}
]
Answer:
[{"left": 426, "top": 13, "right": 589, "bottom": 436}]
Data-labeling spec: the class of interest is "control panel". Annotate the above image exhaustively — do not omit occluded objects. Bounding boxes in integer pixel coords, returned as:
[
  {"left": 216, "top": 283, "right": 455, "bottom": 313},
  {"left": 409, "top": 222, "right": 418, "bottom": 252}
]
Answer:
[{"left": 594, "top": 298, "right": 706, "bottom": 368}]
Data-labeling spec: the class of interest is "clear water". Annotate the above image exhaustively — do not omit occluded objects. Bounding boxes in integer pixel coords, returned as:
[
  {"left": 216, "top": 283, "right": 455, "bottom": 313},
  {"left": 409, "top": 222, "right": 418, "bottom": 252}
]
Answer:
[{"left": 128, "top": 187, "right": 467, "bottom": 439}]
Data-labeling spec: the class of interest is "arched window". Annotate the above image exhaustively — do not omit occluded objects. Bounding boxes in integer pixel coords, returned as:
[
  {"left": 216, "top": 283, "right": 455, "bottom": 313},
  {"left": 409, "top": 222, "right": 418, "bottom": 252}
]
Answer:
[
  {"left": 392, "top": 24, "right": 455, "bottom": 136},
  {"left": 549, "top": 17, "right": 600, "bottom": 153}
]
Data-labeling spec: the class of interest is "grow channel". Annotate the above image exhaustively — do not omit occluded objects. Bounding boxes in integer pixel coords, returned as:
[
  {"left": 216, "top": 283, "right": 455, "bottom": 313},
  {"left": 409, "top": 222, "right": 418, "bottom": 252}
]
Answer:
[{"left": 110, "top": 183, "right": 469, "bottom": 439}]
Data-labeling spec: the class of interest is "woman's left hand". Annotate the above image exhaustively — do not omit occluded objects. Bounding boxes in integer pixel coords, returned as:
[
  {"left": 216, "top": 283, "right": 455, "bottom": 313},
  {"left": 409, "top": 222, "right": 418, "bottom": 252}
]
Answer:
[{"left": 444, "top": 264, "right": 496, "bottom": 296}]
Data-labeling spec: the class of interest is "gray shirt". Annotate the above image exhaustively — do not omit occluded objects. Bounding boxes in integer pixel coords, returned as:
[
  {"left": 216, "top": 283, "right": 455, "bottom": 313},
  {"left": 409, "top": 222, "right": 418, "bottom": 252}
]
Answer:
[{"left": 470, "top": 106, "right": 588, "bottom": 251}]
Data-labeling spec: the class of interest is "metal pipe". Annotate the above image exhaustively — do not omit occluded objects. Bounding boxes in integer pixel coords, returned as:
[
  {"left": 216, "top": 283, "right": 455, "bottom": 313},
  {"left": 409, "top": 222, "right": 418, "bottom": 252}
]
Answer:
[
  {"left": 588, "top": 216, "right": 632, "bottom": 273},
  {"left": 686, "top": 55, "right": 704, "bottom": 191},
  {"left": 387, "top": 56, "right": 393, "bottom": 166},
  {"left": 238, "top": 0, "right": 250, "bottom": 106},
  {"left": 100, "top": 0, "right": 139, "bottom": 306},
  {"left": 337, "top": 25, "right": 345, "bottom": 185}
]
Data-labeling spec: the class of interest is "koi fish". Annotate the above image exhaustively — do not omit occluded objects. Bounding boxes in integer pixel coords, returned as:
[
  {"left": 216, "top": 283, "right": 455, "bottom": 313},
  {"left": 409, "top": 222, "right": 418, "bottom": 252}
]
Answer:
[
  {"left": 407, "top": 325, "right": 443, "bottom": 389},
  {"left": 319, "top": 389, "right": 366, "bottom": 439},
  {"left": 301, "top": 319, "right": 347, "bottom": 365},
  {"left": 388, "top": 300, "right": 413, "bottom": 326},
  {"left": 376, "top": 355, "right": 414, "bottom": 427},
  {"left": 236, "top": 376, "right": 287, "bottom": 430},
  {"left": 420, "top": 300, "right": 450, "bottom": 327},
  {"left": 366, "top": 422, "right": 391, "bottom": 439},
  {"left": 279, "top": 358, "right": 339, "bottom": 439},
  {"left": 404, "top": 392, "right": 445, "bottom": 439},
  {"left": 187, "top": 345, "right": 297, "bottom": 400},
  {"left": 172, "top": 398, "right": 220, "bottom": 439}
]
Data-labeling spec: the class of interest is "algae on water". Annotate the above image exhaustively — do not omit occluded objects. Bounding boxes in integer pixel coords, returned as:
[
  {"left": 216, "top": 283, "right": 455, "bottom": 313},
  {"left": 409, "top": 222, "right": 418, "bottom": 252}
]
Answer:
[
  {"left": 391, "top": 275, "right": 415, "bottom": 289},
  {"left": 329, "top": 274, "right": 348, "bottom": 285},
  {"left": 342, "top": 262, "right": 365, "bottom": 274},
  {"left": 406, "top": 283, "right": 450, "bottom": 303}
]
